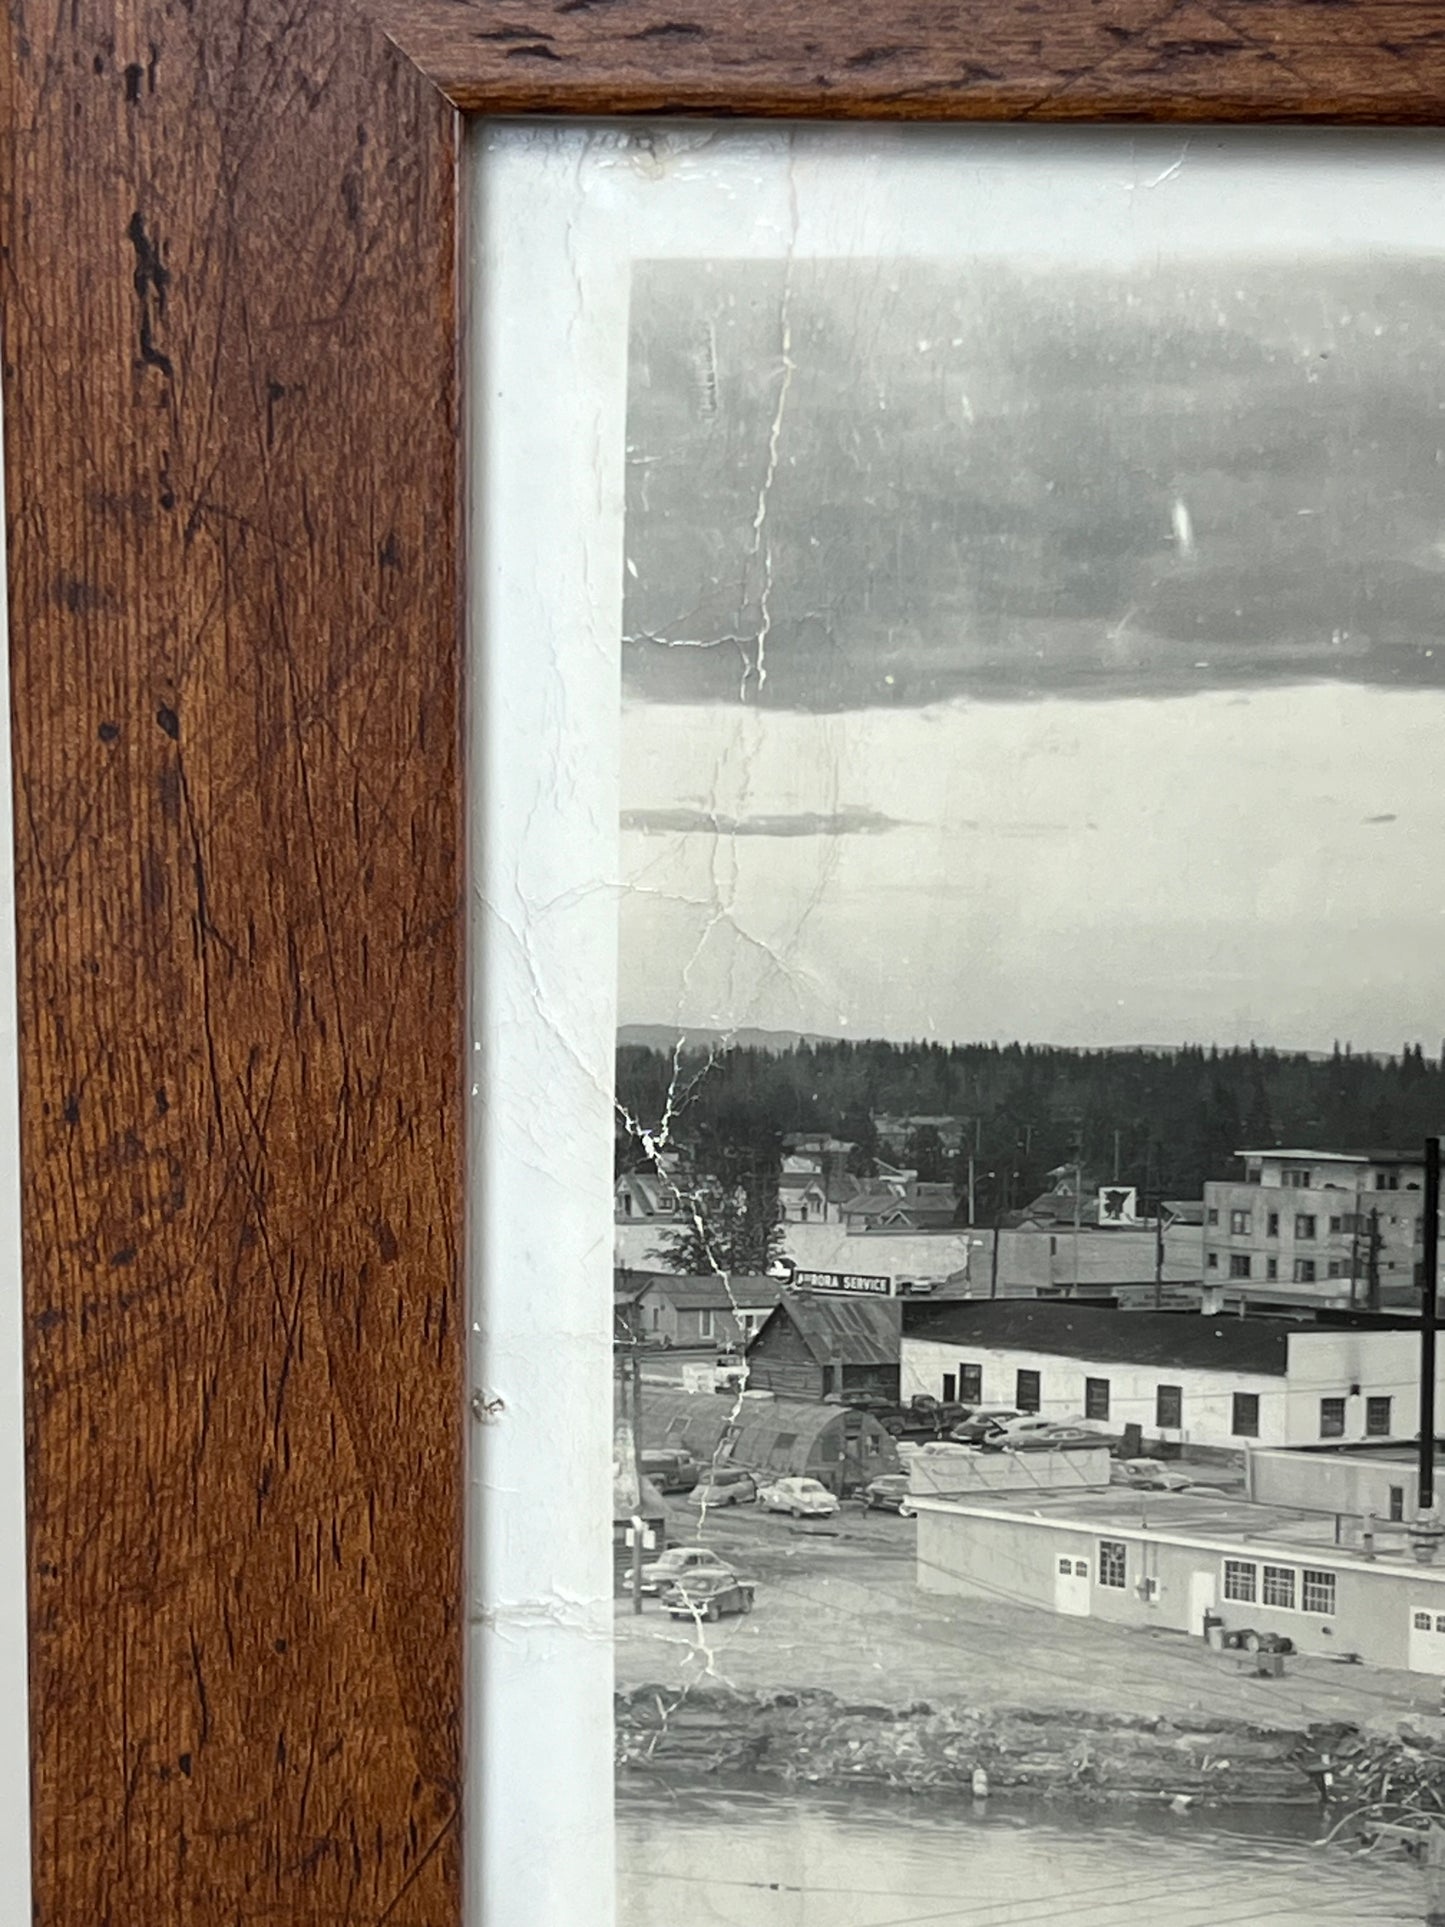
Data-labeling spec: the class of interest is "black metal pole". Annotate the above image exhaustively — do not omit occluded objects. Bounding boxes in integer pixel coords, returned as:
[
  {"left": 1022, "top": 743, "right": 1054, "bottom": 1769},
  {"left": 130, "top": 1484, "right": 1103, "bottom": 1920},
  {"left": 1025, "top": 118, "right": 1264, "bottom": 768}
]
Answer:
[{"left": 1422, "top": 1137, "right": 1440, "bottom": 1513}]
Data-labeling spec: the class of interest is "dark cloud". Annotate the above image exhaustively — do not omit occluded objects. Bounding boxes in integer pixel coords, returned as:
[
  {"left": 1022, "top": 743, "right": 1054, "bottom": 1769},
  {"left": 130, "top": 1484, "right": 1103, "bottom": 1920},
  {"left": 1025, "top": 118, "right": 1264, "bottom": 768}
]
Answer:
[
  {"left": 623, "top": 256, "right": 1445, "bottom": 710},
  {"left": 620, "top": 806, "right": 904, "bottom": 838}
]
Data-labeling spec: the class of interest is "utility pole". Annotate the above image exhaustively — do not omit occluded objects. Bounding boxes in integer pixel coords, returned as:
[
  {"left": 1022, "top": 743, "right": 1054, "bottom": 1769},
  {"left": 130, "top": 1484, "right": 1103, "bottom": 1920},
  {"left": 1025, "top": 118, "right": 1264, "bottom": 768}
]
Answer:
[
  {"left": 1367, "top": 1207, "right": 1382, "bottom": 1314},
  {"left": 1153, "top": 1197, "right": 1164, "bottom": 1311},
  {"left": 1113, "top": 1129, "right": 1121, "bottom": 1184},
  {"left": 1421, "top": 1137, "right": 1440, "bottom": 1516},
  {"left": 627, "top": 1346, "right": 647, "bottom": 1614},
  {"left": 967, "top": 1155, "right": 976, "bottom": 1228},
  {"left": 1072, "top": 1159, "right": 1083, "bottom": 1293},
  {"left": 989, "top": 1203, "right": 1002, "bottom": 1299}
]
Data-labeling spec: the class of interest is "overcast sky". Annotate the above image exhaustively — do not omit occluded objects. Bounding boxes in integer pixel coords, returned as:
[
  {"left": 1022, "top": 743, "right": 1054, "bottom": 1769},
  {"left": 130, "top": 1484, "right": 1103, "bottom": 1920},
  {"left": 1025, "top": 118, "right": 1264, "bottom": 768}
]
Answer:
[{"left": 618, "top": 251, "right": 1445, "bottom": 1052}]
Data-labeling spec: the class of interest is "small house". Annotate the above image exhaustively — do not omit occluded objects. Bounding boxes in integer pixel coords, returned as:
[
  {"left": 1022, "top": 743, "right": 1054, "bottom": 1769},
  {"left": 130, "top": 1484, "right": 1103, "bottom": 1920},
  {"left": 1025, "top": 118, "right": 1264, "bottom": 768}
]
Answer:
[
  {"left": 745, "top": 1289, "right": 901, "bottom": 1402},
  {"left": 626, "top": 1271, "right": 785, "bottom": 1350}
]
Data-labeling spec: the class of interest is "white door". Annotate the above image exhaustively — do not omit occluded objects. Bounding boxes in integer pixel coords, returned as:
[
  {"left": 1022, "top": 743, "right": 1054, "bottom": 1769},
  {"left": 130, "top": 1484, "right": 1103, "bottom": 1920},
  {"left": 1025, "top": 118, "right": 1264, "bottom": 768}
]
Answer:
[
  {"left": 1053, "top": 1551, "right": 1091, "bottom": 1617},
  {"left": 1408, "top": 1605, "right": 1445, "bottom": 1674},
  {"left": 1189, "top": 1569, "right": 1217, "bottom": 1637}
]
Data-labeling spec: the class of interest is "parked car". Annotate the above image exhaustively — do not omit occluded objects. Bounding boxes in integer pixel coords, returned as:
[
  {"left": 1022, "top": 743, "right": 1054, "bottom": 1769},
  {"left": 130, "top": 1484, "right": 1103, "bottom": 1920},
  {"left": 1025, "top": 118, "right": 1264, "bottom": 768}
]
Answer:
[
  {"left": 983, "top": 1424, "right": 1102, "bottom": 1454},
  {"left": 948, "top": 1407, "right": 1022, "bottom": 1445},
  {"left": 1110, "top": 1458, "right": 1197, "bottom": 1492},
  {"left": 687, "top": 1466, "right": 758, "bottom": 1508},
  {"left": 639, "top": 1448, "right": 701, "bottom": 1493},
  {"left": 858, "top": 1474, "right": 917, "bottom": 1517},
  {"left": 757, "top": 1476, "right": 840, "bottom": 1518},
  {"left": 638, "top": 1545, "right": 735, "bottom": 1596},
  {"left": 877, "top": 1395, "right": 968, "bottom": 1438},
  {"left": 661, "top": 1571, "right": 757, "bottom": 1622}
]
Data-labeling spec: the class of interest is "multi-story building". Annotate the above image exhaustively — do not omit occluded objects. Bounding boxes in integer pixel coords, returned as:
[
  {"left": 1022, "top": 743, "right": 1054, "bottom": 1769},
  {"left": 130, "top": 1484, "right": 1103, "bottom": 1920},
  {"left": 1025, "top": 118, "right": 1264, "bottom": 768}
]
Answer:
[{"left": 1203, "top": 1148, "right": 1432, "bottom": 1308}]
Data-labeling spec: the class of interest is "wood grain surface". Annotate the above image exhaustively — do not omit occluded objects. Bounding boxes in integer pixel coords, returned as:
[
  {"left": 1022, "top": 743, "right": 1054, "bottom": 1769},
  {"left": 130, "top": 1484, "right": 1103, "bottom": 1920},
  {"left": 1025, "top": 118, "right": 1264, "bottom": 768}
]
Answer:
[
  {"left": 3, "top": 0, "right": 1443, "bottom": 1921},
  {"left": 366, "top": 0, "right": 1445, "bottom": 120},
  {"left": 1, "top": 0, "right": 465, "bottom": 1919}
]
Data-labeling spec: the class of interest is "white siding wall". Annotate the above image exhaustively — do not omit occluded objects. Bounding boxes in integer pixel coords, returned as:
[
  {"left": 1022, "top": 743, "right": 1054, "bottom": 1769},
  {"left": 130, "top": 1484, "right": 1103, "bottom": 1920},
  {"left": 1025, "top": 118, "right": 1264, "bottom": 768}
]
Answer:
[
  {"left": 1284, "top": 1329, "right": 1439, "bottom": 1446},
  {"left": 901, "top": 1338, "right": 1286, "bottom": 1448}
]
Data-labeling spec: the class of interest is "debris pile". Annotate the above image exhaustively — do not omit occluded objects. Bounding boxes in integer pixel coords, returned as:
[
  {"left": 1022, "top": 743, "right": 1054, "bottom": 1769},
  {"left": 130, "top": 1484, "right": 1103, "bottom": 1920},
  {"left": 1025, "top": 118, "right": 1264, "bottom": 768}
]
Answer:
[
  {"left": 615, "top": 1683, "right": 1320, "bottom": 1805},
  {"left": 1295, "top": 1723, "right": 1445, "bottom": 1852}
]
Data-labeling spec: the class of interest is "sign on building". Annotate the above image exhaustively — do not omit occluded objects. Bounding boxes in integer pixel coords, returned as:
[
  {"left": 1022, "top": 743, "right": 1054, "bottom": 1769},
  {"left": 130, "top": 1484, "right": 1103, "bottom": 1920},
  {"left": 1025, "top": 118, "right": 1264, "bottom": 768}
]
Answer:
[
  {"left": 681, "top": 1362, "right": 715, "bottom": 1394},
  {"left": 1098, "top": 1186, "right": 1139, "bottom": 1225},
  {"left": 792, "top": 1269, "right": 893, "bottom": 1297}
]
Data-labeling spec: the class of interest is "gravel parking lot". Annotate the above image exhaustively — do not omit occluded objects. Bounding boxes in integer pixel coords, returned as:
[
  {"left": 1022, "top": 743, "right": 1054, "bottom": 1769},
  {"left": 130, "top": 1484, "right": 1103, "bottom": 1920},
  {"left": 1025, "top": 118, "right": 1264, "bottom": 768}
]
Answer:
[{"left": 616, "top": 1495, "right": 1445, "bottom": 1735}]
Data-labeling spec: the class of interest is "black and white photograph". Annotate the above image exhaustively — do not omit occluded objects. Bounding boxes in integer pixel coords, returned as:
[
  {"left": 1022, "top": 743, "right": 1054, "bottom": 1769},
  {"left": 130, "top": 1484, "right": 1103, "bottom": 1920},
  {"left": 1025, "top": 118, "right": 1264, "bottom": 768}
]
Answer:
[{"left": 598, "top": 133, "right": 1445, "bottom": 1926}]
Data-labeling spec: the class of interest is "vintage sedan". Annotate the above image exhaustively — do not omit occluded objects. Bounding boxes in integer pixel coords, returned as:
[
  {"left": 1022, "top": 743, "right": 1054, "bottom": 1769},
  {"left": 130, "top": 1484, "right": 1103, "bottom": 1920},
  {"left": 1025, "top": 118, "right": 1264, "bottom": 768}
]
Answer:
[
  {"left": 661, "top": 1570, "right": 757, "bottom": 1622},
  {"left": 858, "top": 1474, "right": 917, "bottom": 1517},
  {"left": 638, "top": 1545, "right": 736, "bottom": 1596},
  {"left": 756, "top": 1476, "right": 840, "bottom": 1518},
  {"left": 686, "top": 1467, "right": 758, "bottom": 1508},
  {"left": 980, "top": 1423, "right": 1102, "bottom": 1454}
]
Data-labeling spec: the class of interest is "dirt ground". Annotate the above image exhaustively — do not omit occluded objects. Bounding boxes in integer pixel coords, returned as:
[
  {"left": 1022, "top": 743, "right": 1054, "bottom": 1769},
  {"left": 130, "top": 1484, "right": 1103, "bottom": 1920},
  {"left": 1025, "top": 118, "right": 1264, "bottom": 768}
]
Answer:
[{"left": 614, "top": 1496, "right": 1445, "bottom": 1736}]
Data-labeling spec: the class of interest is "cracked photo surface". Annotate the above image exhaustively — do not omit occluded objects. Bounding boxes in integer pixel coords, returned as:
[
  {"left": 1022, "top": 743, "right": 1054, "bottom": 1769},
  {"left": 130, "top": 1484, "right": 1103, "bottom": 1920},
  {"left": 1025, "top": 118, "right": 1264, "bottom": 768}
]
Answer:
[{"left": 476, "top": 123, "right": 1445, "bottom": 1927}]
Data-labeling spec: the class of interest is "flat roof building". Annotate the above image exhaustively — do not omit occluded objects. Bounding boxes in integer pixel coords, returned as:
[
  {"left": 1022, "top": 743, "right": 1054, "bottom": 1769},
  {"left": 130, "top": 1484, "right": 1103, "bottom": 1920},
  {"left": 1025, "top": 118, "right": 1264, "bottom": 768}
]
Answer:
[
  {"left": 1203, "top": 1146, "right": 1440, "bottom": 1311},
  {"left": 914, "top": 1482, "right": 1445, "bottom": 1674},
  {"left": 902, "top": 1299, "right": 1429, "bottom": 1455}
]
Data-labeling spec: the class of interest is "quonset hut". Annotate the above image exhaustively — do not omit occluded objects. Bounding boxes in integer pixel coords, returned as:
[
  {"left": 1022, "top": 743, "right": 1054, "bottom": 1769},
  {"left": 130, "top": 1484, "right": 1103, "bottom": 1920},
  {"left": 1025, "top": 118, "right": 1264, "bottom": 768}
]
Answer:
[{"left": 639, "top": 1389, "right": 900, "bottom": 1496}]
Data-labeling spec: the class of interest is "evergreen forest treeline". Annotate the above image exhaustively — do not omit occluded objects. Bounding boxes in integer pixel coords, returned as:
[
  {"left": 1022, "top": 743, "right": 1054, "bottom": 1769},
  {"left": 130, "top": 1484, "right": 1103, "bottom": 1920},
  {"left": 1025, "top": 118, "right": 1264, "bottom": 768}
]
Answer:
[{"left": 615, "top": 1037, "right": 1445, "bottom": 1218}]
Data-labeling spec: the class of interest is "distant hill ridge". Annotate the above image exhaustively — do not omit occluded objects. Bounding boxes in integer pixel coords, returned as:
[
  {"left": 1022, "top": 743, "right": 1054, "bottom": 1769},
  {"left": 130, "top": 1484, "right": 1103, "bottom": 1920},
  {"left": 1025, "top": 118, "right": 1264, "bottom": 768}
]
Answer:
[{"left": 618, "top": 1023, "right": 1387, "bottom": 1063}]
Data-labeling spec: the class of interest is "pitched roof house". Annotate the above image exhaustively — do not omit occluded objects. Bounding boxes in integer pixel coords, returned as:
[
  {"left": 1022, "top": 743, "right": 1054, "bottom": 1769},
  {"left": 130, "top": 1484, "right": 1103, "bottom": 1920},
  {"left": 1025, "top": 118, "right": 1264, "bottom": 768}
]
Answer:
[{"left": 745, "top": 1288, "right": 901, "bottom": 1401}]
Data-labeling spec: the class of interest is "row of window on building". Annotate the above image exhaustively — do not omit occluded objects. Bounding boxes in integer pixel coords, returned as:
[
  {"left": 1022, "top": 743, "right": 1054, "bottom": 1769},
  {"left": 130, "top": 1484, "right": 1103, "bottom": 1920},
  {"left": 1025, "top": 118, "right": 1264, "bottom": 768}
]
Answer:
[
  {"left": 1069, "top": 1544, "right": 1338, "bottom": 1616},
  {"left": 948, "top": 1361, "right": 1391, "bottom": 1439},
  {"left": 1209, "top": 1208, "right": 1388, "bottom": 1238},
  {"left": 1206, "top": 1252, "right": 1355, "bottom": 1282},
  {"left": 1245, "top": 1166, "right": 1414, "bottom": 1192},
  {"left": 1222, "top": 1557, "right": 1337, "bottom": 1614}
]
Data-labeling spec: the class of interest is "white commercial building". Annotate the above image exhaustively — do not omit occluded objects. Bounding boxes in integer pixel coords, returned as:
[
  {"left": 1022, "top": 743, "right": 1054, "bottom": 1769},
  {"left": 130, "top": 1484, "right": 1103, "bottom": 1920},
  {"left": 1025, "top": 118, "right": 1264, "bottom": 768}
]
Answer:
[{"left": 901, "top": 1300, "right": 1434, "bottom": 1454}]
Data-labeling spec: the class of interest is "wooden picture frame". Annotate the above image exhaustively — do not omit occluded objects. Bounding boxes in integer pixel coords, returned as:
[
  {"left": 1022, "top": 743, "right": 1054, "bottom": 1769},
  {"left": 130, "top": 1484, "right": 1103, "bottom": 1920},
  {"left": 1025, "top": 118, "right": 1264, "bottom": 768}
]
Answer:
[{"left": 2, "top": 2, "right": 1442, "bottom": 1920}]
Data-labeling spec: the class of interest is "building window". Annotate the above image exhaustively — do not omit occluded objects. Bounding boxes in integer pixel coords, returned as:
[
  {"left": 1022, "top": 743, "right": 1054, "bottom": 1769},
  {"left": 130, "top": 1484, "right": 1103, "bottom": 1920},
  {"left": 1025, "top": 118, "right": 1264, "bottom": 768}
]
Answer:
[
  {"left": 1232, "top": 1392, "right": 1260, "bottom": 1438},
  {"left": 1057, "top": 1557, "right": 1073, "bottom": 1575},
  {"left": 1016, "top": 1369, "right": 1041, "bottom": 1413},
  {"left": 1284, "top": 1168, "right": 1311, "bottom": 1189},
  {"left": 1390, "top": 1486, "right": 1406, "bottom": 1522},
  {"left": 1206, "top": 1207, "right": 1219, "bottom": 1226},
  {"left": 1328, "top": 1216, "right": 1342, "bottom": 1234},
  {"left": 1229, "top": 1254, "right": 1251, "bottom": 1279},
  {"left": 1294, "top": 1260, "right": 1316, "bottom": 1283},
  {"left": 1156, "top": 1384, "right": 1182, "bottom": 1429},
  {"left": 1267, "top": 1212, "right": 1280, "bottom": 1237},
  {"left": 959, "top": 1363, "right": 982, "bottom": 1405},
  {"left": 1295, "top": 1215, "right": 1317, "bottom": 1240},
  {"left": 1084, "top": 1377, "right": 1110, "bottom": 1421},
  {"left": 1266, "top": 1259, "right": 1278, "bottom": 1280},
  {"left": 1262, "top": 1565, "right": 1296, "bottom": 1609},
  {"left": 1098, "top": 1540, "right": 1128, "bottom": 1589},
  {"left": 1319, "top": 1397, "right": 1346, "bottom": 1439},
  {"left": 1327, "top": 1261, "right": 1345, "bottom": 1279},
  {"left": 1367, "top": 1396, "right": 1392, "bottom": 1437},
  {"left": 1206, "top": 1252, "right": 1219, "bottom": 1270},
  {"left": 1415, "top": 1610, "right": 1433, "bottom": 1631},
  {"left": 942, "top": 1374, "right": 957, "bottom": 1402},
  {"left": 1230, "top": 1209, "right": 1251, "bottom": 1235},
  {"left": 772, "top": 1431, "right": 799, "bottom": 1451},
  {"left": 1302, "top": 1569, "right": 1336, "bottom": 1616},
  {"left": 1223, "top": 1559, "right": 1257, "bottom": 1602}
]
